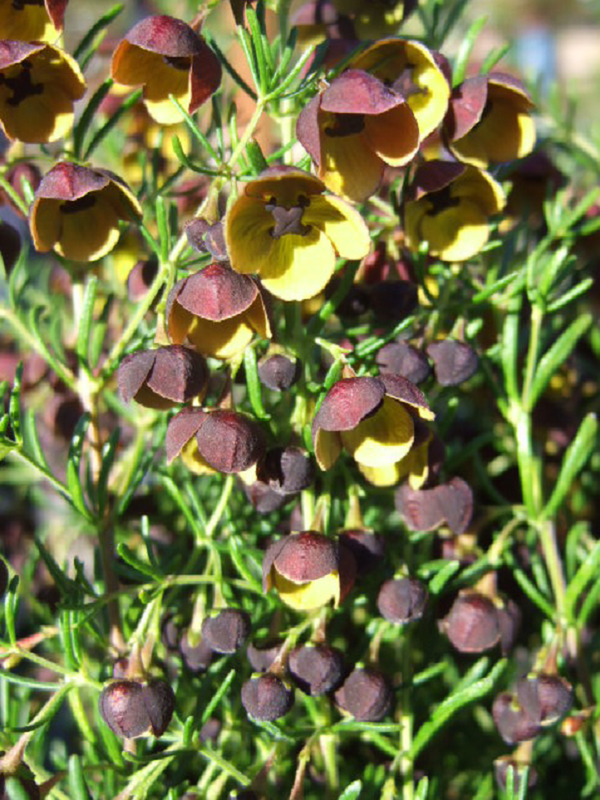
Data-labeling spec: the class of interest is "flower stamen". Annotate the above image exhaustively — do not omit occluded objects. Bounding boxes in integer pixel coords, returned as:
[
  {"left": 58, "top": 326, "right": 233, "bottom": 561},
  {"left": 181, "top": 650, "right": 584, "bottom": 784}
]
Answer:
[{"left": 266, "top": 195, "right": 311, "bottom": 239}]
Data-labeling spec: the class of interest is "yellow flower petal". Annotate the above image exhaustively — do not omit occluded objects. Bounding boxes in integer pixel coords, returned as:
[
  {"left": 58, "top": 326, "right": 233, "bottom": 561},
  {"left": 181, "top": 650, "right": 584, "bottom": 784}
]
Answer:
[
  {"left": 0, "top": 5, "right": 56, "bottom": 41},
  {"left": 30, "top": 198, "right": 61, "bottom": 252},
  {"left": 55, "top": 201, "right": 121, "bottom": 262},
  {"left": 314, "top": 428, "right": 342, "bottom": 470},
  {"left": 186, "top": 315, "right": 255, "bottom": 359},
  {"left": 451, "top": 166, "right": 505, "bottom": 216},
  {"left": 304, "top": 195, "right": 371, "bottom": 261},
  {"left": 317, "top": 126, "right": 384, "bottom": 202},
  {"left": 419, "top": 199, "right": 490, "bottom": 262},
  {"left": 226, "top": 195, "right": 274, "bottom": 275},
  {"left": 181, "top": 438, "right": 217, "bottom": 476},
  {"left": 358, "top": 462, "right": 401, "bottom": 487},
  {"left": 260, "top": 228, "right": 337, "bottom": 301},
  {"left": 274, "top": 570, "right": 340, "bottom": 610},
  {"left": 363, "top": 104, "right": 419, "bottom": 167},
  {"left": 451, "top": 102, "right": 536, "bottom": 167},
  {"left": 340, "top": 396, "right": 414, "bottom": 467}
]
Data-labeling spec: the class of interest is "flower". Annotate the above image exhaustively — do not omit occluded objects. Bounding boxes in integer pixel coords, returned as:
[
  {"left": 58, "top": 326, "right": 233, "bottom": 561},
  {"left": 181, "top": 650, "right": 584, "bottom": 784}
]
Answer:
[
  {"left": 359, "top": 423, "right": 444, "bottom": 488},
  {"left": 111, "top": 15, "right": 222, "bottom": 125},
  {"left": 30, "top": 162, "right": 142, "bottom": 262},
  {"left": 332, "top": 0, "right": 418, "bottom": 38},
  {"left": 0, "top": 0, "right": 67, "bottom": 42},
  {"left": 262, "top": 531, "right": 356, "bottom": 611},
  {"left": 165, "top": 263, "right": 271, "bottom": 360},
  {"left": 312, "top": 373, "right": 434, "bottom": 471},
  {"left": 444, "top": 73, "right": 535, "bottom": 168},
  {"left": 395, "top": 476, "right": 473, "bottom": 533},
  {"left": 0, "top": 41, "right": 85, "bottom": 144},
  {"left": 404, "top": 160, "right": 505, "bottom": 261},
  {"left": 166, "top": 407, "right": 266, "bottom": 476},
  {"left": 224, "top": 166, "right": 371, "bottom": 302},
  {"left": 297, "top": 68, "right": 420, "bottom": 202},
  {"left": 349, "top": 38, "right": 450, "bottom": 142}
]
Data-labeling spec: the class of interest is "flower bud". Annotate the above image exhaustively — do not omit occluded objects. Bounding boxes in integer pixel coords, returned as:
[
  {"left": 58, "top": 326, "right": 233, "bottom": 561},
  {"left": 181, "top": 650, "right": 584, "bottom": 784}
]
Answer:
[
  {"left": 179, "top": 632, "right": 213, "bottom": 674},
  {"left": 334, "top": 667, "right": 393, "bottom": 722},
  {"left": 257, "top": 353, "right": 301, "bottom": 392},
  {"left": 493, "top": 757, "right": 537, "bottom": 793},
  {"left": 288, "top": 643, "right": 345, "bottom": 696},
  {"left": 246, "top": 640, "right": 283, "bottom": 672},
  {"left": 441, "top": 591, "right": 500, "bottom": 653},
  {"left": 257, "top": 447, "right": 315, "bottom": 495},
  {"left": 201, "top": 609, "right": 251, "bottom": 654},
  {"left": 376, "top": 341, "right": 430, "bottom": 384},
  {"left": 516, "top": 674, "right": 573, "bottom": 728},
  {"left": 118, "top": 346, "right": 208, "bottom": 409},
  {"left": 426, "top": 340, "right": 479, "bottom": 386},
  {"left": 492, "top": 691, "right": 541, "bottom": 745},
  {"left": 338, "top": 529, "right": 385, "bottom": 577},
  {"left": 377, "top": 577, "right": 428, "bottom": 624},
  {"left": 395, "top": 477, "right": 473, "bottom": 535},
  {"left": 99, "top": 679, "right": 175, "bottom": 738},
  {"left": 241, "top": 673, "right": 294, "bottom": 721}
]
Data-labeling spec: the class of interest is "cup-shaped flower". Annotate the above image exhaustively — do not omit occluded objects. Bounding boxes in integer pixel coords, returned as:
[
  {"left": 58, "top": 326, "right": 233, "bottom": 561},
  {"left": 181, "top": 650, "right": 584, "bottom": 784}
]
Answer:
[
  {"left": 117, "top": 345, "right": 208, "bottom": 410},
  {"left": 111, "top": 15, "right": 221, "bottom": 125},
  {"left": 166, "top": 264, "right": 271, "bottom": 360},
  {"left": 99, "top": 678, "right": 175, "bottom": 739},
  {"left": 349, "top": 38, "right": 450, "bottom": 142},
  {"left": 30, "top": 162, "right": 142, "bottom": 262},
  {"left": 0, "top": 42, "right": 85, "bottom": 144},
  {"left": 166, "top": 407, "right": 266, "bottom": 476},
  {"left": 224, "top": 166, "right": 371, "bottom": 302},
  {"left": 404, "top": 160, "right": 505, "bottom": 261},
  {"left": 395, "top": 477, "right": 473, "bottom": 534},
  {"left": 444, "top": 73, "right": 535, "bottom": 168},
  {"left": 262, "top": 531, "right": 356, "bottom": 611},
  {"left": 312, "top": 374, "right": 434, "bottom": 471},
  {"left": 332, "top": 0, "right": 417, "bottom": 38},
  {"left": 0, "top": 0, "right": 67, "bottom": 42},
  {"left": 297, "top": 69, "right": 419, "bottom": 202}
]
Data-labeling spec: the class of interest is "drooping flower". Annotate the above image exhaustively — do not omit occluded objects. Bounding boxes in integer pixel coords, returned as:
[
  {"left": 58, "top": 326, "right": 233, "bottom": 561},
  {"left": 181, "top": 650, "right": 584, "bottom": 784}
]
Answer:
[
  {"left": 111, "top": 15, "right": 222, "bottom": 125},
  {"left": 165, "top": 263, "right": 271, "bottom": 360},
  {"left": 0, "top": 0, "right": 67, "bottom": 42},
  {"left": 225, "top": 166, "right": 371, "bottom": 302},
  {"left": 359, "top": 422, "right": 444, "bottom": 488},
  {"left": 332, "top": 0, "right": 418, "bottom": 38},
  {"left": 30, "top": 162, "right": 142, "bottom": 262},
  {"left": 312, "top": 374, "right": 434, "bottom": 471},
  {"left": 444, "top": 73, "right": 535, "bottom": 168},
  {"left": 0, "top": 41, "right": 85, "bottom": 144},
  {"left": 262, "top": 531, "right": 356, "bottom": 611},
  {"left": 297, "top": 68, "right": 420, "bottom": 202},
  {"left": 349, "top": 38, "right": 450, "bottom": 142},
  {"left": 404, "top": 160, "right": 505, "bottom": 261}
]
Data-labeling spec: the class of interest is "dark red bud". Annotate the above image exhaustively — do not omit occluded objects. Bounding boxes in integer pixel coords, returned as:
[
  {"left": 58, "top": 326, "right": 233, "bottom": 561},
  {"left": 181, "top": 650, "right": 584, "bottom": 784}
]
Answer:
[
  {"left": 201, "top": 609, "right": 251, "bottom": 654},
  {"left": 241, "top": 673, "right": 294, "bottom": 721},
  {"left": 442, "top": 592, "right": 500, "bottom": 653},
  {"left": 258, "top": 446, "right": 315, "bottom": 495},
  {"left": 117, "top": 346, "right": 208, "bottom": 408},
  {"left": 179, "top": 632, "right": 214, "bottom": 673},
  {"left": 517, "top": 675, "right": 573, "bottom": 727},
  {"left": 246, "top": 640, "right": 283, "bottom": 672},
  {"left": 492, "top": 691, "right": 541, "bottom": 745},
  {"left": 195, "top": 410, "right": 265, "bottom": 473},
  {"left": 426, "top": 340, "right": 479, "bottom": 386},
  {"left": 288, "top": 643, "right": 345, "bottom": 696},
  {"left": 339, "top": 530, "right": 385, "bottom": 577},
  {"left": 395, "top": 478, "right": 473, "bottom": 535},
  {"left": 377, "top": 577, "right": 428, "bottom": 624},
  {"left": 493, "top": 757, "right": 537, "bottom": 793},
  {"left": 257, "top": 353, "right": 301, "bottom": 392},
  {"left": 376, "top": 342, "right": 430, "bottom": 384},
  {"left": 99, "top": 678, "right": 175, "bottom": 738},
  {"left": 334, "top": 668, "right": 393, "bottom": 722}
]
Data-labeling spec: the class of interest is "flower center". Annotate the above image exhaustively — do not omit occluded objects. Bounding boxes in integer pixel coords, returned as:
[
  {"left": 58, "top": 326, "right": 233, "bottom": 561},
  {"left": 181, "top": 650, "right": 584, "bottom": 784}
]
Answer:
[
  {"left": 425, "top": 185, "right": 461, "bottom": 216},
  {"left": 12, "top": 0, "right": 45, "bottom": 8},
  {"left": 162, "top": 55, "right": 191, "bottom": 71},
  {"left": 61, "top": 194, "right": 98, "bottom": 215},
  {"left": 391, "top": 65, "right": 427, "bottom": 100},
  {"left": 0, "top": 61, "right": 43, "bottom": 107},
  {"left": 324, "top": 113, "right": 365, "bottom": 138},
  {"left": 266, "top": 195, "right": 311, "bottom": 239}
]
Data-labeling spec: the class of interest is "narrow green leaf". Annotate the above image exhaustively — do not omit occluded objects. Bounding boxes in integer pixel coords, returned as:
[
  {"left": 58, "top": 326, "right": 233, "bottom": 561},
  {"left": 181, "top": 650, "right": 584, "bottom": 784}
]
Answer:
[
  {"left": 543, "top": 413, "right": 598, "bottom": 520},
  {"left": 339, "top": 780, "right": 362, "bottom": 800},
  {"left": 35, "top": 539, "right": 78, "bottom": 598},
  {"left": 5, "top": 777, "right": 32, "bottom": 800},
  {"left": 237, "top": 24, "right": 262, "bottom": 93},
  {"left": 472, "top": 271, "right": 520, "bottom": 304},
  {"left": 244, "top": 347, "right": 270, "bottom": 420},
  {"left": 201, "top": 669, "right": 236, "bottom": 724},
  {"left": 0, "top": 667, "right": 61, "bottom": 691},
  {"left": 75, "top": 275, "right": 98, "bottom": 366},
  {"left": 155, "top": 196, "right": 170, "bottom": 263},
  {"left": 411, "top": 659, "right": 506, "bottom": 759},
  {"left": 565, "top": 539, "right": 600, "bottom": 621},
  {"left": 6, "top": 683, "right": 71, "bottom": 732},
  {"left": 171, "top": 135, "right": 220, "bottom": 176},
  {"left": 480, "top": 43, "right": 511, "bottom": 74},
  {"left": 116, "top": 543, "right": 162, "bottom": 581},
  {"left": 245, "top": 138, "right": 269, "bottom": 175},
  {"left": 501, "top": 297, "right": 521, "bottom": 403},
  {"left": 415, "top": 776, "right": 430, "bottom": 800},
  {"left": 73, "top": 3, "right": 124, "bottom": 62},
  {"left": 546, "top": 277, "right": 594, "bottom": 313},
  {"left": 246, "top": 6, "right": 270, "bottom": 93},
  {"left": 527, "top": 314, "right": 591, "bottom": 411},
  {"left": 68, "top": 755, "right": 92, "bottom": 800},
  {"left": 21, "top": 408, "right": 49, "bottom": 471},
  {"left": 66, "top": 413, "right": 93, "bottom": 521},
  {"left": 452, "top": 16, "right": 487, "bottom": 86},
  {"left": 83, "top": 88, "right": 143, "bottom": 160},
  {"left": 73, "top": 77, "right": 113, "bottom": 158},
  {"left": 4, "top": 575, "right": 19, "bottom": 645},
  {"left": 168, "top": 97, "right": 219, "bottom": 162},
  {"left": 8, "top": 362, "right": 23, "bottom": 445},
  {"left": 204, "top": 34, "right": 257, "bottom": 101},
  {"left": 90, "top": 296, "right": 112, "bottom": 369},
  {"left": 428, "top": 560, "right": 460, "bottom": 594}
]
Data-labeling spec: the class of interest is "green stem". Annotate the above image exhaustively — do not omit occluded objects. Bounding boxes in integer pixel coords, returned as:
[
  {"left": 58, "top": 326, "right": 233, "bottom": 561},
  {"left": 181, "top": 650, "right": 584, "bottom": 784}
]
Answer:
[{"left": 522, "top": 304, "right": 544, "bottom": 412}]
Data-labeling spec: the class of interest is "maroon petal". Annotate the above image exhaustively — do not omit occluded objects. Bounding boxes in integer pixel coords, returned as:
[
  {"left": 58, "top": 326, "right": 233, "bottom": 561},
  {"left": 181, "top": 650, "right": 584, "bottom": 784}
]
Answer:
[
  {"left": 123, "top": 15, "right": 206, "bottom": 57},
  {"left": 273, "top": 532, "right": 339, "bottom": 583},
  {"left": 195, "top": 410, "right": 265, "bottom": 473},
  {"left": 117, "top": 350, "right": 156, "bottom": 403},
  {"left": 321, "top": 70, "right": 403, "bottom": 115},
  {"left": 142, "top": 679, "right": 176, "bottom": 737},
  {"left": 34, "top": 162, "right": 110, "bottom": 202},
  {"left": 189, "top": 41, "right": 223, "bottom": 114},
  {"left": 439, "top": 477, "right": 474, "bottom": 535},
  {"left": 166, "top": 407, "right": 206, "bottom": 463},
  {"left": 297, "top": 94, "right": 323, "bottom": 167},
  {"left": 175, "top": 264, "right": 259, "bottom": 321},
  {"left": 443, "top": 592, "right": 500, "bottom": 653},
  {"left": 146, "top": 345, "right": 208, "bottom": 403},
  {"left": 376, "top": 342, "right": 431, "bottom": 384},
  {"left": 410, "top": 160, "right": 465, "bottom": 200},
  {"left": 262, "top": 538, "right": 288, "bottom": 592},
  {"left": 0, "top": 41, "right": 44, "bottom": 70},
  {"left": 313, "top": 377, "right": 385, "bottom": 433},
  {"left": 46, "top": 0, "right": 68, "bottom": 29},
  {"left": 426, "top": 340, "right": 479, "bottom": 386},
  {"left": 378, "top": 373, "right": 432, "bottom": 415},
  {"left": 444, "top": 76, "right": 488, "bottom": 141}
]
